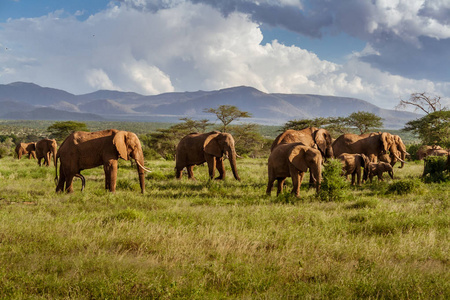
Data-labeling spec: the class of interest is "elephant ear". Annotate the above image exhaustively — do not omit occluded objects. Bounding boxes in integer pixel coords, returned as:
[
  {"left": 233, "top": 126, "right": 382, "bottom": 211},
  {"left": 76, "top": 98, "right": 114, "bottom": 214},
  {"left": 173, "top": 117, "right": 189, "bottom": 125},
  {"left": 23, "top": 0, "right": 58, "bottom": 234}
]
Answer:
[
  {"left": 204, "top": 133, "right": 222, "bottom": 157},
  {"left": 380, "top": 132, "right": 393, "bottom": 153},
  {"left": 313, "top": 129, "right": 329, "bottom": 155},
  {"left": 113, "top": 131, "right": 129, "bottom": 160},
  {"left": 288, "top": 146, "right": 308, "bottom": 172}
]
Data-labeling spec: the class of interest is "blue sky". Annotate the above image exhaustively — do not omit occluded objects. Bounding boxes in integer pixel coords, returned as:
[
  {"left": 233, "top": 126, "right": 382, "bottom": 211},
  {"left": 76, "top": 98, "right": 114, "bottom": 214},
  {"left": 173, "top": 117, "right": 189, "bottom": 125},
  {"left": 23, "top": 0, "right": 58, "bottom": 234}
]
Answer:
[{"left": 0, "top": 0, "right": 449, "bottom": 110}]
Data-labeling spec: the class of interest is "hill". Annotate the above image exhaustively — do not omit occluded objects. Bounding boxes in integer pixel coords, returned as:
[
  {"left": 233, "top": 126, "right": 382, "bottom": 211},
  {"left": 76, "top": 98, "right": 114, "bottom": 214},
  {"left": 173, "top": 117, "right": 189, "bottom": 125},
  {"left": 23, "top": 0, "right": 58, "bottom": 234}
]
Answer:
[{"left": 0, "top": 82, "right": 421, "bottom": 128}]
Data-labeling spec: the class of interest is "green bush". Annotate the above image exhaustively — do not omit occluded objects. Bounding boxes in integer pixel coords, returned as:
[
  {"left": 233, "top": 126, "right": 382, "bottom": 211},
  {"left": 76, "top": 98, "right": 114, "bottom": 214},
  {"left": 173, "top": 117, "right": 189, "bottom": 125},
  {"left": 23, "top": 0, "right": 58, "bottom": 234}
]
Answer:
[
  {"left": 422, "top": 156, "right": 449, "bottom": 183},
  {"left": 0, "top": 138, "right": 14, "bottom": 158},
  {"left": 318, "top": 159, "right": 348, "bottom": 202},
  {"left": 387, "top": 179, "right": 422, "bottom": 195}
]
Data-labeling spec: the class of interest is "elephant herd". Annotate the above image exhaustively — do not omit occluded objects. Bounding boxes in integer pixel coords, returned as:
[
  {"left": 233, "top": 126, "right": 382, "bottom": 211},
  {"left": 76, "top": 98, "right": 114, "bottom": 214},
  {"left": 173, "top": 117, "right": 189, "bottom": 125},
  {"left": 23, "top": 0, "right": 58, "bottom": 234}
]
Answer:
[
  {"left": 266, "top": 128, "right": 408, "bottom": 197},
  {"left": 15, "top": 139, "right": 57, "bottom": 167},
  {"left": 12, "top": 127, "right": 447, "bottom": 196}
]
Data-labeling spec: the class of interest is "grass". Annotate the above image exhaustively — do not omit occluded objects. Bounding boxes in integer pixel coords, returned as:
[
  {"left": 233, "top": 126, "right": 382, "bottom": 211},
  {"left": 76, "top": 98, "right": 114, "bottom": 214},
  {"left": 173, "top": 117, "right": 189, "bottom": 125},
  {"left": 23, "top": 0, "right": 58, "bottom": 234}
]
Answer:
[{"left": 0, "top": 157, "right": 448, "bottom": 299}]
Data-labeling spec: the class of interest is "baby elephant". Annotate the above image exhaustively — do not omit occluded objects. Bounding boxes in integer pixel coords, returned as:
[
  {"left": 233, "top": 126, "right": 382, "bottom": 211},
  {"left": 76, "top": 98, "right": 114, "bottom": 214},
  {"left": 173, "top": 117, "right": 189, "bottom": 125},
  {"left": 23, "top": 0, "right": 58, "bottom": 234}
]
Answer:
[
  {"left": 337, "top": 153, "right": 369, "bottom": 185},
  {"left": 267, "top": 143, "right": 322, "bottom": 197},
  {"left": 366, "top": 162, "right": 394, "bottom": 183}
]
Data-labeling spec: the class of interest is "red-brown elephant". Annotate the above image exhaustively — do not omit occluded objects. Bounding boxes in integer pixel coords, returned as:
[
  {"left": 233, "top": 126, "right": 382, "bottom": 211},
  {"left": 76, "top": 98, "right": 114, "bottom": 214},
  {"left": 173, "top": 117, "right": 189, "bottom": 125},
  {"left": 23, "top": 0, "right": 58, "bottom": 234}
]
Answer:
[
  {"left": 36, "top": 138, "right": 57, "bottom": 167},
  {"left": 56, "top": 129, "right": 149, "bottom": 193}
]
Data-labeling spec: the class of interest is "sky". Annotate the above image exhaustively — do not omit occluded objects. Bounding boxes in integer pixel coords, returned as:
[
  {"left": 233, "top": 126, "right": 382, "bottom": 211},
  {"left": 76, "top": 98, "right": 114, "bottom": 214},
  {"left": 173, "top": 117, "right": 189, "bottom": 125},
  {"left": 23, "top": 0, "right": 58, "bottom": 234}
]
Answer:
[{"left": 0, "top": 0, "right": 449, "bottom": 110}]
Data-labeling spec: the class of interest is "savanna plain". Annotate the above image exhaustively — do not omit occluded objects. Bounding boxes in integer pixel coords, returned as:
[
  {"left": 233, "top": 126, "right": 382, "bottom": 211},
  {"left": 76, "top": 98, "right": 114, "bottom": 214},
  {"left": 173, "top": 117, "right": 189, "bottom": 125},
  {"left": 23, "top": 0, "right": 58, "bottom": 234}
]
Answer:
[{"left": 0, "top": 142, "right": 449, "bottom": 298}]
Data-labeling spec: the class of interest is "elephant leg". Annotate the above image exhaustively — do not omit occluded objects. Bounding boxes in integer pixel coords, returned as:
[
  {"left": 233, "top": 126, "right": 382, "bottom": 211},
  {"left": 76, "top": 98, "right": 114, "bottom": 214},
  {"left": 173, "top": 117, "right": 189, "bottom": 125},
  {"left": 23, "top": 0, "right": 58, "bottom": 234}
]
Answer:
[
  {"left": 45, "top": 152, "right": 50, "bottom": 166},
  {"left": 308, "top": 172, "right": 315, "bottom": 189},
  {"left": 64, "top": 173, "right": 75, "bottom": 193},
  {"left": 103, "top": 165, "right": 111, "bottom": 190},
  {"left": 276, "top": 178, "right": 286, "bottom": 196},
  {"left": 175, "top": 167, "right": 183, "bottom": 179},
  {"left": 215, "top": 157, "right": 225, "bottom": 180},
  {"left": 291, "top": 172, "right": 305, "bottom": 197},
  {"left": 378, "top": 171, "right": 384, "bottom": 182},
  {"left": 266, "top": 177, "right": 275, "bottom": 196},
  {"left": 205, "top": 155, "right": 216, "bottom": 180},
  {"left": 37, "top": 157, "right": 42, "bottom": 167},
  {"left": 187, "top": 165, "right": 195, "bottom": 180},
  {"left": 56, "top": 166, "right": 66, "bottom": 193},
  {"left": 104, "top": 160, "right": 118, "bottom": 192},
  {"left": 356, "top": 168, "right": 362, "bottom": 185},
  {"left": 351, "top": 173, "right": 356, "bottom": 185}
]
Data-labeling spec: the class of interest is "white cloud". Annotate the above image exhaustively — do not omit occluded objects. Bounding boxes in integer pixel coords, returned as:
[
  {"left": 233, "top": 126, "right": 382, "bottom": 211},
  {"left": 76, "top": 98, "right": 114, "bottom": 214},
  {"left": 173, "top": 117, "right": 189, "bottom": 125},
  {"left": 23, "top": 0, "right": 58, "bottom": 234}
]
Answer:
[{"left": 0, "top": 1, "right": 448, "bottom": 110}]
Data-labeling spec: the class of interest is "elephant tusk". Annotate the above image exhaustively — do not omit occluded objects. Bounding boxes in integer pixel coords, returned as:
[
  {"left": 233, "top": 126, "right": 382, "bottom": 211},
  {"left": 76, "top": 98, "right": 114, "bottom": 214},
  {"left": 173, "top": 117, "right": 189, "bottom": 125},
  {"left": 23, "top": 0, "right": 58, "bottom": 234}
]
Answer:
[
  {"left": 135, "top": 160, "right": 152, "bottom": 173},
  {"left": 393, "top": 153, "right": 406, "bottom": 163}
]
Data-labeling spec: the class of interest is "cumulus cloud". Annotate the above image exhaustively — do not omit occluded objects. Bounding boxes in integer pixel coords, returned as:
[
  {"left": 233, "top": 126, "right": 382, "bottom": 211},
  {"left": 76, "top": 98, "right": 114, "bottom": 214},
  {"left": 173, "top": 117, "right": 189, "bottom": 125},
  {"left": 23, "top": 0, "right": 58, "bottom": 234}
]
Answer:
[{"left": 0, "top": 0, "right": 448, "bottom": 110}]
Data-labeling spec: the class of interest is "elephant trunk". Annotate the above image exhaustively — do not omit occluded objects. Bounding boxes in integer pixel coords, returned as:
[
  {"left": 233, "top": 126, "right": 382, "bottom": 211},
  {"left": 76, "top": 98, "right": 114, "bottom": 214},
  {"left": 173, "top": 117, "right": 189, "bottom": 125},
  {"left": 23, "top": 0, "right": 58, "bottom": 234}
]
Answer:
[
  {"left": 399, "top": 151, "right": 406, "bottom": 168},
  {"left": 228, "top": 148, "right": 240, "bottom": 181},
  {"left": 134, "top": 152, "right": 146, "bottom": 193}
]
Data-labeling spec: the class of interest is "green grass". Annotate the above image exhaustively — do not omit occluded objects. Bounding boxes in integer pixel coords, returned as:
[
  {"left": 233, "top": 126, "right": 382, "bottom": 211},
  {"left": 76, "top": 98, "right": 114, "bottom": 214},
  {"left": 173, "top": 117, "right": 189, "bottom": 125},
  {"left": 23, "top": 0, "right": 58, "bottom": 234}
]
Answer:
[{"left": 0, "top": 157, "right": 448, "bottom": 299}]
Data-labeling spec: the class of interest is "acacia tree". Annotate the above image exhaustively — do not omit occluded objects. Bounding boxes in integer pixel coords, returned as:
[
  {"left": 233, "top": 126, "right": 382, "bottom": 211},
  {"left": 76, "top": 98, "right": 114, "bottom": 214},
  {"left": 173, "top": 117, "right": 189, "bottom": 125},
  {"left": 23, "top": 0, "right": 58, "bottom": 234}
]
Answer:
[
  {"left": 47, "top": 121, "right": 89, "bottom": 141},
  {"left": 203, "top": 105, "right": 251, "bottom": 132},
  {"left": 346, "top": 111, "right": 383, "bottom": 134},
  {"left": 396, "top": 92, "right": 445, "bottom": 114},
  {"left": 398, "top": 92, "right": 449, "bottom": 147},
  {"left": 178, "top": 117, "right": 212, "bottom": 133},
  {"left": 403, "top": 110, "right": 450, "bottom": 147}
]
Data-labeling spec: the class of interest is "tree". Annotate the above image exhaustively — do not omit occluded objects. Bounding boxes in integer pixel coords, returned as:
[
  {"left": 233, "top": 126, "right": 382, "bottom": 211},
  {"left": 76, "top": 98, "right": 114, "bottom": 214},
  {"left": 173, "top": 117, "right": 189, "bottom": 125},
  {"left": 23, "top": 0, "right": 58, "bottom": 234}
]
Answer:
[
  {"left": 203, "top": 105, "right": 251, "bottom": 132},
  {"left": 403, "top": 110, "right": 450, "bottom": 147},
  {"left": 47, "top": 121, "right": 89, "bottom": 141},
  {"left": 396, "top": 92, "right": 445, "bottom": 114},
  {"left": 282, "top": 117, "right": 330, "bottom": 131},
  {"left": 178, "top": 117, "right": 212, "bottom": 133},
  {"left": 229, "top": 124, "right": 271, "bottom": 158},
  {"left": 346, "top": 111, "right": 383, "bottom": 134}
]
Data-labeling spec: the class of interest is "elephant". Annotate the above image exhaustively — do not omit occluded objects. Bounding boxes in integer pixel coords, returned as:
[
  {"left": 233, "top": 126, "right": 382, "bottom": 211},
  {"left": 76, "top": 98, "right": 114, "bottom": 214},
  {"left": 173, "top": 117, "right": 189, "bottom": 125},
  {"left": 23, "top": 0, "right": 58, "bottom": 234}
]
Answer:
[
  {"left": 332, "top": 132, "right": 404, "bottom": 164},
  {"left": 337, "top": 153, "right": 369, "bottom": 186},
  {"left": 175, "top": 131, "right": 240, "bottom": 181},
  {"left": 266, "top": 143, "right": 322, "bottom": 197},
  {"left": 271, "top": 127, "right": 334, "bottom": 159},
  {"left": 417, "top": 145, "right": 443, "bottom": 160},
  {"left": 36, "top": 138, "right": 57, "bottom": 167},
  {"left": 425, "top": 148, "right": 448, "bottom": 157},
  {"left": 271, "top": 127, "right": 332, "bottom": 188},
  {"left": 55, "top": 129, "right": 149, "bottom": 193},
  {"left": 365, "top": 162, "right": 394, "bottom": 183},
  {"left": 15, "top": 142, "right": 36, "bottom": 160}
]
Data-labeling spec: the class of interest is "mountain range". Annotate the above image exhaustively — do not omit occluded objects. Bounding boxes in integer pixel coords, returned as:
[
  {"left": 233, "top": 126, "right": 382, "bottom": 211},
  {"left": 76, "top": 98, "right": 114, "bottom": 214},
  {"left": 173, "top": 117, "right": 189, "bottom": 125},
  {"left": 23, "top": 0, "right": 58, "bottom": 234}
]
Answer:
[{"left": 0, "top": 82, "right": 420, "bottom": 128}]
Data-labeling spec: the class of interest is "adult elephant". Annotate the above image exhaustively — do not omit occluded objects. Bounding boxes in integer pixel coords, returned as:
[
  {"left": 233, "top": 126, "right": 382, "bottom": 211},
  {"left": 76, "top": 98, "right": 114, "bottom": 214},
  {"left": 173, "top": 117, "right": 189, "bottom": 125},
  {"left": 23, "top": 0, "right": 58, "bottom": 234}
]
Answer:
[
  {"left": 271, "top": 127, "right": 333, "bottom": 159},
  {"left": 175, "top": 131, "right": 240, "bottom": 181},
  {"left": 55, "top": 129, "right": 149, "bottom": 193},
  {"left": 15, "top": 142, "right": 36, "bottom": 160},
  {"left": 332, "top": 132, "right": 404, "bottom": 163},
  {"left": 36, "top": 138, "right": 57, "bottom": 167},
  {"left": 266, "top": 143, "right": 322, "bottom": 197}
]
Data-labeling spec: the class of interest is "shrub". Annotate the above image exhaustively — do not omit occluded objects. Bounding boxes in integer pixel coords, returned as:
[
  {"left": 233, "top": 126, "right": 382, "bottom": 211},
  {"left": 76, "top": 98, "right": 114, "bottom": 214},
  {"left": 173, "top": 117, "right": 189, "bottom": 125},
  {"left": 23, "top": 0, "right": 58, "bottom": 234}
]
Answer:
[
  {"left": 318, "top": 159, "right": 348, "bottom": 202},
  {"left": 387, "top": 179, "right": 422, "bottom": 195},
  {"left": 422, "top": 156, "right": 449, "bottom": 183},
  {"left": 0, "top": 138, "right": 14, "bottom": 158}
]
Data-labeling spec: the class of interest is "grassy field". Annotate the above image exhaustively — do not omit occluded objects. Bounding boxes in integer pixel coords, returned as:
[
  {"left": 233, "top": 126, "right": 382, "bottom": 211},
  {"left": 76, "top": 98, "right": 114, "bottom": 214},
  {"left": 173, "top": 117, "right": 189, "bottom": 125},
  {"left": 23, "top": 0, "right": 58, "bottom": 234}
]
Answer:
[{"left": 0, "top": 156, "right": 448, "bottom": 299}]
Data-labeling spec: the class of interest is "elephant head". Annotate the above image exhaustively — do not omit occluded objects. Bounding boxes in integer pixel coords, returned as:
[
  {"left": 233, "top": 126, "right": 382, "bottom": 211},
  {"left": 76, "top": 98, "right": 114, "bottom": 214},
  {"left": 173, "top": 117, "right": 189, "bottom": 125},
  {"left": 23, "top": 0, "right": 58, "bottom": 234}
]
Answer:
[
  {"left": 380, "top": 132, "right": 395, "bottom": 154},
  {"left": 203, "top": 132, "right": 240, "bottom": 181},
  {"left": 288, "top": 145, "right": 322, "bottom": 193},
  {"left": 113, "top": 131, "right": 147, "bottom": 193},
  {"left": 388, "top": 135, "right": 408, "bottom": 168},
  {"left": 313, "top": 128, "right": 334, "bottom": 159}
]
